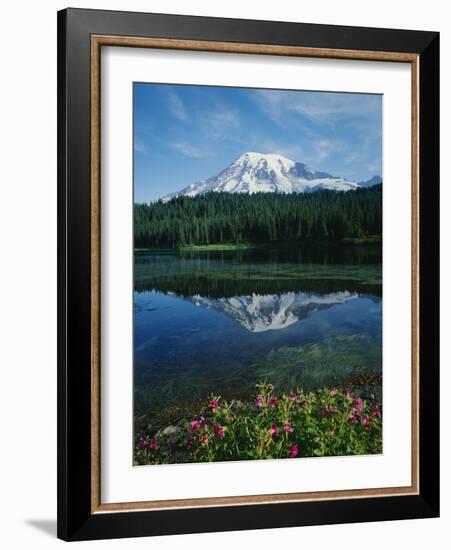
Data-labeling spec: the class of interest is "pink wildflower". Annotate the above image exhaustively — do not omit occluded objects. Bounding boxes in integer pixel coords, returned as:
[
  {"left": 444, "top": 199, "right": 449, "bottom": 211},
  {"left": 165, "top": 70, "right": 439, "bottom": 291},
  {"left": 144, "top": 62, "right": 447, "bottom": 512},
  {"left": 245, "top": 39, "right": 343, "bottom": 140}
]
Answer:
[
  {"left": 289, "top": 391, "right": 297, "bottom": 401},
  {"left": 348, "top": 410, "right": 358, "bottom": 423},
  {"left": 362, "top": 414, "right": 371, "bottom": 430},
  {"left": 330, "top": 388, "right": 338, "bottom": 397},
  {"left": 372, "top": 405, "right": 382, "bottom": 418},
  {"left": 283, "top": 421, "right": 294, "bottom": 433},
  {"left": 201, "top": 434, "right": 209, "bottom": 446},
  {"left": 345, "top": 389, "right": 353, "bottom": 399},
  {"left": 355, "top": 397, "right": 363, "bottom": 412},
  {"left": 209, "top": 399, "right": 220, "bottom": 411},
  {"left": 190, "top": 419, "right": 203, "bottom": 431},
  {"left": 268, "top": 395, "right": 278, "bottom": 408},
  {"left": 149, "top": 438, "right": 159, "bottom": 450},
  {"left": 289, "top": 444, "right": 299, "bottom": 458},
  {"left": 255, "top": 395, "right": 265, "bottom": 408},
  {"left": 214, "top": 424, "right": 225, "bottom": 439},
  {"left": 269, "top": 423, "right": 279, "bottom": 437},
  {"left": 186, "top": 437, "right": 194, "bottom": 448},
  {"left": 137, "top": 438, "right": 149, "bottom": 450}
]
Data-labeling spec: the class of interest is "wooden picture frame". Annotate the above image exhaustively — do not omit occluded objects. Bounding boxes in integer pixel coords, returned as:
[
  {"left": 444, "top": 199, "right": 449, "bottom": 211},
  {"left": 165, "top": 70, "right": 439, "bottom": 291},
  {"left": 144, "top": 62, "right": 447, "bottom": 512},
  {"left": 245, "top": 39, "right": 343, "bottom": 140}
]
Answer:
[{"left": 58, "top": 8, "right": 439, "bottom": 541}]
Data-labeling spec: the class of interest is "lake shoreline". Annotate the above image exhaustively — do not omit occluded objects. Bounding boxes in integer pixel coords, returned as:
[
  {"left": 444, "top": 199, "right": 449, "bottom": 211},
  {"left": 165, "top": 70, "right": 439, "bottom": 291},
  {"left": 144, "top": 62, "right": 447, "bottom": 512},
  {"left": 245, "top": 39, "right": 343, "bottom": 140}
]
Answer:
[
  {"left": 134, "top": 236, "right": 382, "bottom": 253},
  {"left": 134, "top": 377, "right": 383, "bottom": 465},
  {"left": 134, "top": 371, "right": 382, "bottom": 438}
]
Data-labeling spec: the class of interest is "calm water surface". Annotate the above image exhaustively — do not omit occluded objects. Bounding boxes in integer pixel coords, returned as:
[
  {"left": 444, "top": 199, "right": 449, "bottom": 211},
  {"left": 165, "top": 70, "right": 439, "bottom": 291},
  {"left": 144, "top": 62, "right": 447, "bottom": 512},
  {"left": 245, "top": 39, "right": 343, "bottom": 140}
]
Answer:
[{"left": 134, "top": 245, "right": 382, "bottom": 429}]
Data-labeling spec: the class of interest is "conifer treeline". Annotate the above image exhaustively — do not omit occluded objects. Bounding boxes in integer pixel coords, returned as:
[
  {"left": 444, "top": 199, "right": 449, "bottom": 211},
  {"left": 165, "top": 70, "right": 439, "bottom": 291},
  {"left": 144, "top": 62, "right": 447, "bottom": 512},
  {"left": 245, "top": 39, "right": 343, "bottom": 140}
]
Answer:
[{"left": 134, "top": 185, "right": 382, "bottom": 247}]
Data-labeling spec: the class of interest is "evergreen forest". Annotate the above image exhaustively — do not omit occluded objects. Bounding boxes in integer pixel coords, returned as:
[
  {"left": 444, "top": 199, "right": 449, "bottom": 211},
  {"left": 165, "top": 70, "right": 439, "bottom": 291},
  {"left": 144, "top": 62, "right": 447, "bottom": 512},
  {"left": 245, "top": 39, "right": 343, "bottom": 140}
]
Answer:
[{"left": 134, "top": 185, "right": 382, "bottom": 248}]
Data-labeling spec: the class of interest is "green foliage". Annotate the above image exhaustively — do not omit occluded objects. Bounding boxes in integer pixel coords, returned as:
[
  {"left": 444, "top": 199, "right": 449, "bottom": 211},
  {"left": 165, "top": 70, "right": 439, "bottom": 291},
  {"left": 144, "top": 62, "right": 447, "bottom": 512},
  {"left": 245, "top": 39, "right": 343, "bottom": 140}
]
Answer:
[
  {"left": 178, "top": 243, "right": 253, "bottom": 251},
  {"left": 134, "top": 185, "right": 382, "bottom": 248},
  {"left": 134, "top": 382, "right": 382, "bottom": 464}
]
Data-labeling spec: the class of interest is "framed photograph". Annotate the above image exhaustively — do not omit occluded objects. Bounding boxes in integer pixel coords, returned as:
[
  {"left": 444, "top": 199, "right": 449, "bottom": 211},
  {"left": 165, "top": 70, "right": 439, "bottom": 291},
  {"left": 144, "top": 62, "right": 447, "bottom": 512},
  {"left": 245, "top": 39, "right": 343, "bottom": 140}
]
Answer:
[{"left": 57, "top": 8, "right": 439, "bottom": 541}]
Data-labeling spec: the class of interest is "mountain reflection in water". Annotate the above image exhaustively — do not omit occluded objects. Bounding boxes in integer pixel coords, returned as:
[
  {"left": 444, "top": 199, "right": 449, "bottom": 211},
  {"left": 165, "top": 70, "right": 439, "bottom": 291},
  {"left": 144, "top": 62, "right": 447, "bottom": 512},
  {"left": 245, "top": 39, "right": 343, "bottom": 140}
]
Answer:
[
  {"left": 133, "top": 246, "right": 382, "bottom": 429},
  {"left": 186, "top": 291, "right": 358, "bottom": 333}
]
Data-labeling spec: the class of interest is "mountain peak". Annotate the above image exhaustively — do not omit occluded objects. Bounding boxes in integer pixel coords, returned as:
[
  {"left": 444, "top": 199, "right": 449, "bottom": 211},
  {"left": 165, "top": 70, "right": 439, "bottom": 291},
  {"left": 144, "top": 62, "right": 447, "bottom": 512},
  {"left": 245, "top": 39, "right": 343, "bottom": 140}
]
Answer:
[
  {"left": 233, "top": 152, "right": 296, "bottom": 175},
  {"left": 359, "top": 175, "right": 382, "bottom": 187},
  {"left": 161, "top": 152, "right": 360, "bottom": 203},
  {"left": 236, "top": 151, "right": 294, "bottom": 163}
]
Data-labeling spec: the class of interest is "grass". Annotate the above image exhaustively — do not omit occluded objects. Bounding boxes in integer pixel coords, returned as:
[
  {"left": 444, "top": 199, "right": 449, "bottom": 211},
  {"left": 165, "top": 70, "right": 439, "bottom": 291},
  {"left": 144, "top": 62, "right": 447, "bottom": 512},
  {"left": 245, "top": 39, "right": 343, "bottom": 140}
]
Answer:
[
  {"left": 177, "top": 243, "right": 255, "bottom": 251},
  {"left": 342, "top": 235, "right": 382, "bottom": 245},
  {"left": 137, "top": 237, "right": 382, "bottom": 252},
  {"left": 134, "top": 381, "right": 382, "bottom": 465}
]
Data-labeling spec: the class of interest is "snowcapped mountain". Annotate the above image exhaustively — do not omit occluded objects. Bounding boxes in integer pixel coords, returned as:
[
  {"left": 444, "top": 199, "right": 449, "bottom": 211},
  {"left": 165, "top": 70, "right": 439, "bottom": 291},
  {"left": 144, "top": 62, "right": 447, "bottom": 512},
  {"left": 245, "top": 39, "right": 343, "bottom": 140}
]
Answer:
[
  {"left": 188, "top": 291, "right": 358, "bottom": 333},
  {"left": 161, "top": 152, "right": 371, "bottom": 203},
  {"left": 359, "top": 175, "right": 382, "bottom": 187}
]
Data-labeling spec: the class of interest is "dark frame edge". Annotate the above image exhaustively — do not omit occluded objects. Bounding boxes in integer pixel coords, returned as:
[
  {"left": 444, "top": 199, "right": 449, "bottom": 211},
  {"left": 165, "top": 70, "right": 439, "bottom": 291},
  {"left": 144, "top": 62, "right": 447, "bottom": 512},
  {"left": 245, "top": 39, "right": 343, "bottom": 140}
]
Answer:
[
  {"left": 58, "top": 8, "right": 95, "bottom": 540},
  {"left": 68, "top": 495, "right": 438, "bottom": 542},
  {"left": 57, "top": 8, "right": 68, "bottom": 542},
  {"left": 418, "top": 32, "right": 440, "bottom": 517}
]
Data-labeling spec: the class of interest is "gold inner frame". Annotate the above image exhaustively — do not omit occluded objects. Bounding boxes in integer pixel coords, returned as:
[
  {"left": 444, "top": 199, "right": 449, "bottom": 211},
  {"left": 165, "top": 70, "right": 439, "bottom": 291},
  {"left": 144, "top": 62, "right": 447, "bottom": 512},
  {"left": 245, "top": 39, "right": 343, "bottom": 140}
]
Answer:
[{"left": 90, "top": 35, "right": 420, "bottom": 514}]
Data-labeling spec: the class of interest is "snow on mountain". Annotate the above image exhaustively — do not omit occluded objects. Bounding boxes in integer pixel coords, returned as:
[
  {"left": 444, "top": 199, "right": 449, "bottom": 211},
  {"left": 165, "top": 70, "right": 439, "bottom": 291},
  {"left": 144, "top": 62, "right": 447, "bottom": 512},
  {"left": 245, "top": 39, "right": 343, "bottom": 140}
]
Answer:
[
  {"left": 188, "top": 290, "right": 358, "bottom": 333},
  {"left": 161, "top": 152, "right": 369, "bottom": 203}
]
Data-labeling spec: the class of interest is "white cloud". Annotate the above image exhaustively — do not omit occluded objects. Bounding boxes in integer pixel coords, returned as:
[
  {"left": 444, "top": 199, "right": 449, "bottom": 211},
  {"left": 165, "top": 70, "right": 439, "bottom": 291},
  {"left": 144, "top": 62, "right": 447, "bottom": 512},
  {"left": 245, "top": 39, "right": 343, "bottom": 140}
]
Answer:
[
  {"left": 134, "top": 141, "right": 148, "bottom": 156},
  {"left": 165, "top": 89, "right": 188, "bottom": 121},
  {"left": 202, "top": 108, "right": 240, "bottom": 140},
  {"left": 239, "top": 134, "right": 335, "bottom": 168},
  {"left": 264, "top": 143, "right": 305, "bottom": 162},
  {"left": 367, "top": 162, "right": 380, "bottom": 173},
  {"left": 170, "top": 142, "right": 206, "bottom": 158},
  {"left": 343, "top": 151, "right": 359, "bottom": 165},
  {"left": 251, "top": 89, "right": 381, "bottom": 127},
  {"left": 315, "top": 140, "right": 333, "bottom": 162}
]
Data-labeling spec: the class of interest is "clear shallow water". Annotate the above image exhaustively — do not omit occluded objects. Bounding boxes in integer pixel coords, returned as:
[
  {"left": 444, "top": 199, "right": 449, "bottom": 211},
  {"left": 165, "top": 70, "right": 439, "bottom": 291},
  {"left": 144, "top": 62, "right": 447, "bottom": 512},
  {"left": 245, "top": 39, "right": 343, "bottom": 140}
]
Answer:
[{"left": 134, "top": 246, "right": 382, "bottom": 429}]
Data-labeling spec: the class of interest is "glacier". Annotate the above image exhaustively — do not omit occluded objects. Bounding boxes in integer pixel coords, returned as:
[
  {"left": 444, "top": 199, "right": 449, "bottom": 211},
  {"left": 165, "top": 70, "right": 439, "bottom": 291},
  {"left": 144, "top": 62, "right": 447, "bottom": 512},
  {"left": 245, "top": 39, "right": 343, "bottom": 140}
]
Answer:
[{"left": 160, "top": 152, "right": 379, "bottom": 203}]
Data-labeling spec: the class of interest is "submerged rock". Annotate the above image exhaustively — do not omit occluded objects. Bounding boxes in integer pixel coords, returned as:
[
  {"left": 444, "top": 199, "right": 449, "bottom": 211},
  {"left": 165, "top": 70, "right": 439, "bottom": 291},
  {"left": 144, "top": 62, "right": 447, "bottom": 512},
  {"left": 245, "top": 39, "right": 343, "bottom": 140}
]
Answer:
[{"left": 159, "top": 425, "right": 181, "bottom": 437}]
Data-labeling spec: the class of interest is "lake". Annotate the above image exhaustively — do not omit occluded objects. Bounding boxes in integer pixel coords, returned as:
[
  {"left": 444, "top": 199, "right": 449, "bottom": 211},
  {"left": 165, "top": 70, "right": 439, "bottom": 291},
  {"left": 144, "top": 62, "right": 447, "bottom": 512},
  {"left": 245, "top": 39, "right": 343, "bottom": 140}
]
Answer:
[{"left": 134, "top": 245, "right": 382, "bottom": 432}]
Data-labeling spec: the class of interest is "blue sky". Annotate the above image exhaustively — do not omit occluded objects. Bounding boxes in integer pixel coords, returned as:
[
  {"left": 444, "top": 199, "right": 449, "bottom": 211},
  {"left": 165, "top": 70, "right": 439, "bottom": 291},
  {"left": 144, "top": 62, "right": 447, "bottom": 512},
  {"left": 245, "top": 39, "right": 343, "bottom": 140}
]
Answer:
[{"left": 134, "top": 83, "right": 382, "bottom": 203}]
